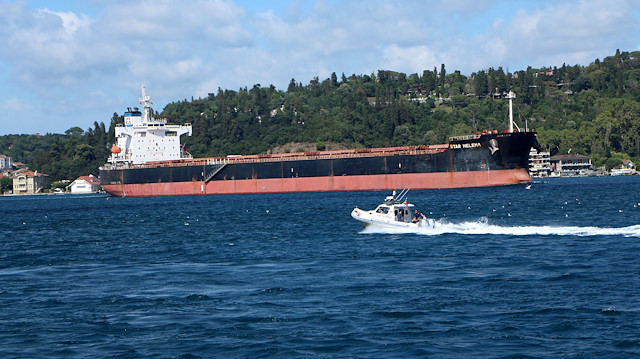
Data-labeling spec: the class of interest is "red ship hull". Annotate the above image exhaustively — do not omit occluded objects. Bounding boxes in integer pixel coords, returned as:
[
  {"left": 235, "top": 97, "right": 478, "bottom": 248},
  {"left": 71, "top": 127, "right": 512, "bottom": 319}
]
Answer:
[{"left": 101, "top": 168, "right": 531, "bottom": 197}]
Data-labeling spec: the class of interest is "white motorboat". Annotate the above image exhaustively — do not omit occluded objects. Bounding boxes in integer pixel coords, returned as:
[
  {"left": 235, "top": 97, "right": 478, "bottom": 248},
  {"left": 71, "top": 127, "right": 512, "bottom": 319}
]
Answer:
[{"left": 351, "top": 190, "right": 435, "bottom": 228}]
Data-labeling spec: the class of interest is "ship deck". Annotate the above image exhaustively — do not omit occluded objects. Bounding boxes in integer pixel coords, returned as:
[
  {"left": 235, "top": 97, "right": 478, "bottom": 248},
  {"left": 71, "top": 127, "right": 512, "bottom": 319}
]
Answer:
[{"left": 101, "top": 144, "right": 450, "bottom": 170}]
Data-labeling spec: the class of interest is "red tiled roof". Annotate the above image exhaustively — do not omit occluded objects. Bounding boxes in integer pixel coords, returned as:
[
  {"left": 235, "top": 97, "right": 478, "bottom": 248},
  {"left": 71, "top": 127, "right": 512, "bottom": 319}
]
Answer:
[
  {"left": 74, "top": 175, "right": 100, "bottom": 185},
  {"left": 22, "top": 171, "right": 48, "bottom": 177}
]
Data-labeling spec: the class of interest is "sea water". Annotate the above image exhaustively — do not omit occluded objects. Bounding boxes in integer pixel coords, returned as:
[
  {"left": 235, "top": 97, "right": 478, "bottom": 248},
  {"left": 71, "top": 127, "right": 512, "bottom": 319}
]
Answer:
[{"left": 1, "top": 176, "right": 639, "bottom": 358}]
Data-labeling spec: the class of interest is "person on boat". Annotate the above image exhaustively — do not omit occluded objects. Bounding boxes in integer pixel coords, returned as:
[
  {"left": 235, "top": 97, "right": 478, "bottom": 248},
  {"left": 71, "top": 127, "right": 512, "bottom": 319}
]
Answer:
[
  {"left": 413, "top": 210, "right": 422, "bottom": 223},
  {"left": 396, "top": 210, "right": 403, "bottom": 221}
]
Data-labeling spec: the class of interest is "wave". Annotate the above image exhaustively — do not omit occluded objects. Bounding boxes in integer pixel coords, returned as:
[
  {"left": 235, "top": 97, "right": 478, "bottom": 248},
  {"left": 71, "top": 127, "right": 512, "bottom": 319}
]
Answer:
[{"left": 360, "top": 217, "right": 640, "bottom": 237}]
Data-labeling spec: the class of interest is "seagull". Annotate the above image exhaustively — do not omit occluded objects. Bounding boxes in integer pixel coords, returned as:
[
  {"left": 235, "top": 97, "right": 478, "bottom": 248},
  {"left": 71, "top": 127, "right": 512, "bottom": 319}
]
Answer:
[{"left": 525, "top": 184, "right": 531, "bottom": 190}]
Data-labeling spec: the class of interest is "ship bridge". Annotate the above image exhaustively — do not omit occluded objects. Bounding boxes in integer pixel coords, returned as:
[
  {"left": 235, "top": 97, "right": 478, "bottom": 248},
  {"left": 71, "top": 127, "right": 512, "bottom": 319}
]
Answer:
[{"left": 109, "top": 85, "right": 192, "bottom": 165}]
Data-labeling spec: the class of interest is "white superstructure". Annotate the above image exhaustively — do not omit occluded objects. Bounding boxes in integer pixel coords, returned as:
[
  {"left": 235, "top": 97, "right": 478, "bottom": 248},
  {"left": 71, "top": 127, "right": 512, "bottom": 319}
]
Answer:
[{"left": 109, "top": 85, "right": 192, "bottom": 165}]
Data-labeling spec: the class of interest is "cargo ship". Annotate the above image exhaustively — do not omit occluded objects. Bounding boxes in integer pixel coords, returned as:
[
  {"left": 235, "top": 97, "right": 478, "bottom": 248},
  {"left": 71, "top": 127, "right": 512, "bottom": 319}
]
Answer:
[{"left": 99, "top": 87, "right": 541, "bottom": 197}]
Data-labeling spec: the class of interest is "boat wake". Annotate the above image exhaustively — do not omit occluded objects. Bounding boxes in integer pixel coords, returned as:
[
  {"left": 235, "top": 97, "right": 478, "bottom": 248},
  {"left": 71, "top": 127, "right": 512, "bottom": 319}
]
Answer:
[{"left": 360, "top": 218, "right": 640, "bottom": 237}]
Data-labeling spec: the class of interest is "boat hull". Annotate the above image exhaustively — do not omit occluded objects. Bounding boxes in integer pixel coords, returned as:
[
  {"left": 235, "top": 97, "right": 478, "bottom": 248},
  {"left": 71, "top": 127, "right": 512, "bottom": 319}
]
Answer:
[
  {"left": 100, "top": 131, "right": 539, "bottom": 197},
  {"left": 101, "top": 168, "right": 530, "bottom": 197}
]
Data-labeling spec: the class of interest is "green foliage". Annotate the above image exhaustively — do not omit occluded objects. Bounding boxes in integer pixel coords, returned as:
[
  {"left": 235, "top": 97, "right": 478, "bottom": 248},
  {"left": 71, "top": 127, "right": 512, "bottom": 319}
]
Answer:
[
  {"left": 2, "top": 49, "right": 640, "bottom": 185},
  {"left": 0, "top": 176, "right": 12, "bottom": 194},
  {"left": 605, "top": 157, "right": 623, "bottom": 171}
]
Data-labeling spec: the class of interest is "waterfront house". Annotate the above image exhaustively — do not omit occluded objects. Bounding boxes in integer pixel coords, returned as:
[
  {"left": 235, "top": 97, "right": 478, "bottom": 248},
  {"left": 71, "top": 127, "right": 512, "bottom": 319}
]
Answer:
[
  {"left": 549, "top": 154, "right": 592, "bottom": 176},
  {"left": 12, "top": 171, "right": 49, "bottom": 194},
  {"left": 528, "top": 149, "right": 551, "bottom": 177},
  {"left": 611, "top": 159, "right": 637, "bottom": 176},
  {"left": 67, "top": 175, "right": 101, "bottom": 194}
]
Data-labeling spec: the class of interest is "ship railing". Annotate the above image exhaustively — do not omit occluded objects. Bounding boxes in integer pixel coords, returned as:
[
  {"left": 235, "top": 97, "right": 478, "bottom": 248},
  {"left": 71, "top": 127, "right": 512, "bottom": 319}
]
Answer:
[
  {"left": 449, "top": 134, "right": 481, "bottom": 141},
  {"left": 107, "top": 146, "right": 445, "bottom": 169},
  {"left": 100, "top": 161, "right": 133, "bottom": 170},
  {"left": 204, "top": 158, "right": 229, "bottom": 165},
  {"left": 209, "top": 147, "right": 443, "bottom": 164}
]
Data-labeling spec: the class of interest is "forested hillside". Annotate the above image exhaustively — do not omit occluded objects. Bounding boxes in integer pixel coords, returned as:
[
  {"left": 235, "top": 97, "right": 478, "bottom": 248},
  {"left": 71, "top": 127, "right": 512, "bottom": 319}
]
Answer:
[{"left": 2, "top": 49, "right": 639, "bottom": 186}]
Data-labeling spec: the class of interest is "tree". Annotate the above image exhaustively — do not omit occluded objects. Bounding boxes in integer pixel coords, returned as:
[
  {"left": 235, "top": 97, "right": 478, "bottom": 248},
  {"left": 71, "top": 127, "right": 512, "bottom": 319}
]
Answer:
[
  {"left": 65, "top": 127, "right": 84, "bottom": 136},
  {"left": 331, "top": 72, "right": 338, "bottom": 88},
  {"left": 474, "top": 71, "right": 488, "bottom": 96},
  {"left": 0, "top": 176, "right": 12, "bottom": 194}
]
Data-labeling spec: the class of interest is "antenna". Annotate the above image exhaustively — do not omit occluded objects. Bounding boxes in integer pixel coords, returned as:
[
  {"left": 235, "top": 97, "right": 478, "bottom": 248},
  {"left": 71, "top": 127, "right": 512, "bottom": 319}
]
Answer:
[{"left": 396, "top": 189, "right": 410, "bottom": 203}]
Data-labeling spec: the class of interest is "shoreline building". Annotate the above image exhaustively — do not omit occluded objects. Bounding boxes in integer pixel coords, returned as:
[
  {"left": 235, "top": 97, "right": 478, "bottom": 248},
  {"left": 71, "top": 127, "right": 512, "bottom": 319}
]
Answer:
[
  {"left": 67, "top": 175, "right": 102, "bottom": 194},
  {"left": 611, "top": 159, "right": 638, "bottom": 176},
  {"left": 12, "top": 171, "right": 49, "bottom": 194},
  {"left": 528, "top": 149, "right": 551, "bottom": 177},
  {"left": 0, "top": 155, "right": 12, "bottom": 170},
  {"left": 550, "top": 154, "right": 592, "bottom": 176}
]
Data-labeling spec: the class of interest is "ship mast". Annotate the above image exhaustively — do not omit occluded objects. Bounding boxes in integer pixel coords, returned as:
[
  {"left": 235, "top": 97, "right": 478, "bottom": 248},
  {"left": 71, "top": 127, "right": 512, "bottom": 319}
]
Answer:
[
  {"left": 506, "top": 91, "right": 516, "bottom": 133},
  {"left": 140, "top": 85, "right": 153, "bottom": 123}
]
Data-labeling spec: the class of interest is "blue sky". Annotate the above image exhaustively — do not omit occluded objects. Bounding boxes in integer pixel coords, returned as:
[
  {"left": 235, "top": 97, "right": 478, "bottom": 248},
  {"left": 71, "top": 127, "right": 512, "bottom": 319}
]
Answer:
[{"left": 1, "top": 0, "right": 639, "bottom": 135}]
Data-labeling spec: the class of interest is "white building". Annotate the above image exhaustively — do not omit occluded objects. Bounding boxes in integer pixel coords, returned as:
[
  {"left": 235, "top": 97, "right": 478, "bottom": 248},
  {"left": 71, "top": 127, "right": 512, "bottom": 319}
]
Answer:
[
  {"left": 67, "top": 175, "right": 102, "bottom": 194},
  {"left": 611, "top": 159, "right": 637, "bottom": 176},
  {"left": 550, "top": 154, "right": 592, "bottom": 176},
  {"left": 0, "top": 154, "right": 12, "bottom": 170},
  {"left": 528, "top": 149, "right": 551, "bottom": 177}
]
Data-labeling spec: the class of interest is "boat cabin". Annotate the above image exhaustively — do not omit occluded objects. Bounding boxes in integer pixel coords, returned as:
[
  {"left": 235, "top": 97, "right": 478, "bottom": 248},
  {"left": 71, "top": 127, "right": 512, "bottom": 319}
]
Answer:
[{"left": 374, "top": 202, "right": 416, "bottom": 223}]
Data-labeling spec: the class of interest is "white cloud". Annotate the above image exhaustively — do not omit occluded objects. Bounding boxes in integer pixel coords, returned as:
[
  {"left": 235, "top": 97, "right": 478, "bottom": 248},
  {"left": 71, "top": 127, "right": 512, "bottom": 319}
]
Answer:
[
  {"left": 480, "top": 0, "right": 639, "bottom": 69},
  {"left": 37, "top": 8, "right": 91, "bottom": 36},
  {"left": 381, "top": 44, "right": 441, "bottom": 74},
  {"left": 1, "top": 97, "right": 32, "bottom": 111}
]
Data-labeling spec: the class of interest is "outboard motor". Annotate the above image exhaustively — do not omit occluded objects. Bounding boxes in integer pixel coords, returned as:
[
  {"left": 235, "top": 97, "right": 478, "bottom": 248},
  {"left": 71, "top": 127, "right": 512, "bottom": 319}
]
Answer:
[{"left": 418, "top": 218, "right": 435, "bottom": 228}]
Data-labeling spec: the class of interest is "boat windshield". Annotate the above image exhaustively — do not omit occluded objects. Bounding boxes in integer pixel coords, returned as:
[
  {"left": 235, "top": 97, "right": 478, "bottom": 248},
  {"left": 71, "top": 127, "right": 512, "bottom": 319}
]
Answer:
[{"left": 376, "top": 206, "right": 389, "bottom": 214}]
